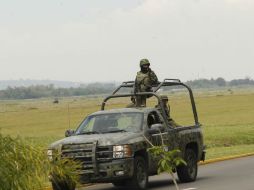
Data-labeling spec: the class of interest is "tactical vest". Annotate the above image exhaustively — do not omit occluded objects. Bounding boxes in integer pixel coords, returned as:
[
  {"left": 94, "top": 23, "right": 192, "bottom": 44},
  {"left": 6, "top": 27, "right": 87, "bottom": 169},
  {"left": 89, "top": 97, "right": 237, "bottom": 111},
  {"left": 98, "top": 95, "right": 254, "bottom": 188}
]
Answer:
[{"left": 136, "top": 71, "right": 151, "bottom": 92}]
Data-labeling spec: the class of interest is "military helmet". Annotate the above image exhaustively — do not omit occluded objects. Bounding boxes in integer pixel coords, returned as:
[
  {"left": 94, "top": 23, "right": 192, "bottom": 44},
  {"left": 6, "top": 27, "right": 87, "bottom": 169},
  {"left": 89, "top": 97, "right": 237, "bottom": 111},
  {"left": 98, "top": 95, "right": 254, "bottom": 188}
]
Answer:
[
  {"left": 160, "top": 95, "right": 168, "bottom": 101},
  {"left": 140, "top": 58, "right": 150, "bottom": 67}
]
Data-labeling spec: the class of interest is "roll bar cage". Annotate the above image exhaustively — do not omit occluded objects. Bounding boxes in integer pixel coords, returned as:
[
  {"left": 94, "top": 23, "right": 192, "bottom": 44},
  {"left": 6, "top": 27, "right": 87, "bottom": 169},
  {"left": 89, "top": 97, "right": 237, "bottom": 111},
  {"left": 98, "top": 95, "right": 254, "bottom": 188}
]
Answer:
[{"left": 101, "top": 79, "right": 199, "bottom": 126}]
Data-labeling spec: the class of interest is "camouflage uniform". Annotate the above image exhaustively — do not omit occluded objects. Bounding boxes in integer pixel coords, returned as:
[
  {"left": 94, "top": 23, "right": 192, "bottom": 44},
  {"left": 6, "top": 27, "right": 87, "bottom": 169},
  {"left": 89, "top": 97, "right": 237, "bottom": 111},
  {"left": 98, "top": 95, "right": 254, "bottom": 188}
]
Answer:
[
  {"left": 135, "top": 59, "right": 158, "bottom": 106},
  {"left": 156, "top": 95, "right": 181, "bottom": 127}
]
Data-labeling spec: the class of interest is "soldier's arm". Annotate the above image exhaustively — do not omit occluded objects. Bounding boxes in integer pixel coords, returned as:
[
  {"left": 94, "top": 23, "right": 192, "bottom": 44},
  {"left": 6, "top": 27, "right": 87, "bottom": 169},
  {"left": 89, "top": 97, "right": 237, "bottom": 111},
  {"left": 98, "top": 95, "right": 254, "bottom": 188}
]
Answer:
[
  {"left": 134, "top": 74, "right": 139, "bottom": 93},
  {"left": 149, "top": 70, "right": 158, "bottom": 84}
]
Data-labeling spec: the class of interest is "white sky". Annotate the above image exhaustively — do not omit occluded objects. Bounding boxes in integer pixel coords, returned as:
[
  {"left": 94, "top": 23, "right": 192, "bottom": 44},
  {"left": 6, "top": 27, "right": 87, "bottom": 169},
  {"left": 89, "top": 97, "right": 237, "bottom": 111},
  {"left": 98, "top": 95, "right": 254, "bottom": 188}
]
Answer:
[{"left": 0, "top": 0, "right": 254, "bottom": 83}]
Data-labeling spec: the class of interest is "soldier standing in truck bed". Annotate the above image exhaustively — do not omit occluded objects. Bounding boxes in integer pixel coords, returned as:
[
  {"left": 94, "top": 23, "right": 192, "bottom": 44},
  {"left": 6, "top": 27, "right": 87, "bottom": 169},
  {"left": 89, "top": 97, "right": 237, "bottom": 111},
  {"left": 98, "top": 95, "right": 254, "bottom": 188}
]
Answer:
[{"left": 134, "top": 58, "right": 158, "bottom": 106}]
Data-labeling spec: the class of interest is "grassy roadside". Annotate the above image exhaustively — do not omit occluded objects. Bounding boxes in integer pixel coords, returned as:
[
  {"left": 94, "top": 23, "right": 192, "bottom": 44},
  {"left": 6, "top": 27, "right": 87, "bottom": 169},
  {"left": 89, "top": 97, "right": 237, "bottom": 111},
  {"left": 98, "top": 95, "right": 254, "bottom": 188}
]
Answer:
[
  {"left": 206, "top": 144, "right": 254, "bottom": 160},
  {"left": 0, "top": 88, "right": 254, "bottom": 158},
  {"left": 1, "top": 88, "right": 254, "bottom": 190}
]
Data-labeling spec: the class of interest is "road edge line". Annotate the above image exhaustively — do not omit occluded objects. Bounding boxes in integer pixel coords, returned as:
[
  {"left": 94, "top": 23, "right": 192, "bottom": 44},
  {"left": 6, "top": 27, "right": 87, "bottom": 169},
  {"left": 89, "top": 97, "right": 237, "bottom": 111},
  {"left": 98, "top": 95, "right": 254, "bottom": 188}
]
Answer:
[{"left": 199, "top": 152, "right": 254, "bottom": 165}]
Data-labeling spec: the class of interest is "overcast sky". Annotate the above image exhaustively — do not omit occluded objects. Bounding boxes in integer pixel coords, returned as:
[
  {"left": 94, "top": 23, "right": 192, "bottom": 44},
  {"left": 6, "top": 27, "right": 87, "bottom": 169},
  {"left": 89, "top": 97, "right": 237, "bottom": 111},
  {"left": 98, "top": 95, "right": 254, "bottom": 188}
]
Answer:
[{"left": 1, "top": 0, "right": 254, "bottom": 83}]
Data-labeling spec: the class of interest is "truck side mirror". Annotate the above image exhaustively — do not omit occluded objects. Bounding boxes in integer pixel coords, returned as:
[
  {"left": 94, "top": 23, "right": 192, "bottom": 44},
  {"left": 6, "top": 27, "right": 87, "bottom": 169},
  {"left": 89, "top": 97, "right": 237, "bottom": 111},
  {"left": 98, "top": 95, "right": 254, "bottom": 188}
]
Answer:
[
  {"left": 65, "top": 129, "right": 75, "bottom": 137},
  {"left": 148, "top": 123, "right": 164, "bottom": 134}
]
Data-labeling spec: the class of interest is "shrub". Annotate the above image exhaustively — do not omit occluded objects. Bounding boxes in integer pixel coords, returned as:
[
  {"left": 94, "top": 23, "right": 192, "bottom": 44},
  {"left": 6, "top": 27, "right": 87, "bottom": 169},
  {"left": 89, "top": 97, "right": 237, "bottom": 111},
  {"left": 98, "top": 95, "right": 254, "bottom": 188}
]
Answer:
[{"left": 0, "top": 134, "right": 80, "bottom": 190}]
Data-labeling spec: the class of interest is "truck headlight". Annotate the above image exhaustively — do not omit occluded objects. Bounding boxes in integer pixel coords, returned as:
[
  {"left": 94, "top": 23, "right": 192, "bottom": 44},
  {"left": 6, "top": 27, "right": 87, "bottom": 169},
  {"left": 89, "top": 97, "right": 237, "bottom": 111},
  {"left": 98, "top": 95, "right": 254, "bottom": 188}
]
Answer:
[
  {"left": 47, "top": 149, "right": 53, "bottom": 161},
  {"left": 113, "top": 145, "right": 132, "bottom": 159}
]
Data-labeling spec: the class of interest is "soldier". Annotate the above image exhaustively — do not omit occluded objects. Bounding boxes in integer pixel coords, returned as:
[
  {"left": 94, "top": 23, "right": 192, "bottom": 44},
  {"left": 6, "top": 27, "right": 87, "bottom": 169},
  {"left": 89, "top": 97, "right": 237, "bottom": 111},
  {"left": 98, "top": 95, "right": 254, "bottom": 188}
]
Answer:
[
  {"left": 135, "top": 58, "right": 158, "bottom": 106},
  {"left": 156, "top": 95, "right": 181, "bottom": 127}
]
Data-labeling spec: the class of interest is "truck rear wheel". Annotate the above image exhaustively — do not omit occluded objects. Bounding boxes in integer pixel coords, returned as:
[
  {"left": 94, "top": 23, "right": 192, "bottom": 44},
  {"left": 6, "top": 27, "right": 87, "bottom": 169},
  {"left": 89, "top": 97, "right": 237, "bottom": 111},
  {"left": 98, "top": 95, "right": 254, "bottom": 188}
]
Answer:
[
  {"left": 177, "top": 148, "right": 198, "bottom": 182},
  {"left": 128, "top": 156, "right": 148, "bottom": 190}
]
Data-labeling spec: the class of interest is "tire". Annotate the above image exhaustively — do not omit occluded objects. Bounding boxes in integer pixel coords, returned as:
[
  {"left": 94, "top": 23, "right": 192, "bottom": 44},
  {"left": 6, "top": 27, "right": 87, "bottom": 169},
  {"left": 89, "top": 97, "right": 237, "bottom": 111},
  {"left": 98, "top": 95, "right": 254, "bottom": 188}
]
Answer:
[
  {"left": 112, "top": 180, "right": 126, "bottom": 187},
  {"left": 177, "top": 148, "right": 198, "bottom": 182},
  {"left": 127, "top": 156, "right": 148, "bottom": 190},
  {"left": 51, "top": 177, "right": 76, "bottom": 190}
]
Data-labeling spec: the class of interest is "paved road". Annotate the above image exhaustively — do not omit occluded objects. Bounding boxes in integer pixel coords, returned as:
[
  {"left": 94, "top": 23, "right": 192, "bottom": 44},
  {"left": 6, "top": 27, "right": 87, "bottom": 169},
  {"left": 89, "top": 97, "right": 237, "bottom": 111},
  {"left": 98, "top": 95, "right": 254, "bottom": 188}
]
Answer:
[{"left": 80, "top": 156, "right": 254, "bottom": 190}]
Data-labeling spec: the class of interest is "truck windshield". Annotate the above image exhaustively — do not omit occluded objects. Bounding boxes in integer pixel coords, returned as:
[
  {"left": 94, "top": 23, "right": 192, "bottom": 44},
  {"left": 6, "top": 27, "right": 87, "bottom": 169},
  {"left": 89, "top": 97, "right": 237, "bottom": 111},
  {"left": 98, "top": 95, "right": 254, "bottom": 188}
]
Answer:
[{"left": 76, "top": 112, "right": 143, "bottom": 134}]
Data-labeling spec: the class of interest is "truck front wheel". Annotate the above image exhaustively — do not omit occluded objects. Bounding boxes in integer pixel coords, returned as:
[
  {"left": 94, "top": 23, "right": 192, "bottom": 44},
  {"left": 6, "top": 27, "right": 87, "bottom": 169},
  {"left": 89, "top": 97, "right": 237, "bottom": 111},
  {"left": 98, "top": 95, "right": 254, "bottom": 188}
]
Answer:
[
  {"left": 51, "top": 176, "right": 76, "bottom": 190},
  {"left": 128, "top": 156, "right": 148, "bottom": 190},
  {"left": 177, "top": 148, "right": 198, "bottom": 182},
  {"left": 112, "top": 180, "right": 126, "bottom": 187}
]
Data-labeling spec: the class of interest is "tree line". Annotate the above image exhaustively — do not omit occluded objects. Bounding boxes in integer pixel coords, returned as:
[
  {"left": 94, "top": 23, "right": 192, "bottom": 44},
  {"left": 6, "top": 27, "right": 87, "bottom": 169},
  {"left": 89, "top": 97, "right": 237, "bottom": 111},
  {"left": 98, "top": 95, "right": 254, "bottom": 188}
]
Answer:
[
  {"left": 0, "top": 83, "right": 116, "bottom": 100},
  {"left": 0, "top": 78, "right": 253, "bottom": 100},
  {"left": 186, "top": 77, "right": 254, "bottom": 88}
]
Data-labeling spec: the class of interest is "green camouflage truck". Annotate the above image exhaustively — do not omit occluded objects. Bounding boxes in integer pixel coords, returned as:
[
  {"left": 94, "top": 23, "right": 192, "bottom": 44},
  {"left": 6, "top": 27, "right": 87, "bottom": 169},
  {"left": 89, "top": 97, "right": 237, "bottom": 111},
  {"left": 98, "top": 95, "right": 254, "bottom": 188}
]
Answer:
[{"left": 47, "top": 79, "right": 206, "bottom": 190}]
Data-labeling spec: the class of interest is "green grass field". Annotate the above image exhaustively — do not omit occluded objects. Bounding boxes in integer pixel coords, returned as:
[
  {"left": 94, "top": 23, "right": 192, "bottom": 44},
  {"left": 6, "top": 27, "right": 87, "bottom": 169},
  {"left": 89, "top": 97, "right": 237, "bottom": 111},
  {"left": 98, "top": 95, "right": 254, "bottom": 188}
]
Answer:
[{"left": 0, "top": 88, "right": 254, "bottom": 159}]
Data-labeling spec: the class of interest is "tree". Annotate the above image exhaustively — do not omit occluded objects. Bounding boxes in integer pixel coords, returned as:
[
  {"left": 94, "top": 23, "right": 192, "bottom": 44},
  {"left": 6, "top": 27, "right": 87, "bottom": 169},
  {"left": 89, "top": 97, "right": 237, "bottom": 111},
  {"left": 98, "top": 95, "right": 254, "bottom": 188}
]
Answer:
[{"left": 215, "top": 77, "right": 226, "bottom": 87}]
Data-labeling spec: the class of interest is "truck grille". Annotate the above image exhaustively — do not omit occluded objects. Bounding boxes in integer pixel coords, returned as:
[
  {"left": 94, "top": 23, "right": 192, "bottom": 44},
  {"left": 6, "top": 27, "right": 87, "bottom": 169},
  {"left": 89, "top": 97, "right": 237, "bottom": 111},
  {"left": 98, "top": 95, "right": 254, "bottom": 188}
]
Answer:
[{"left": 61, "top": 142, "right": 112, "bottom": 174}]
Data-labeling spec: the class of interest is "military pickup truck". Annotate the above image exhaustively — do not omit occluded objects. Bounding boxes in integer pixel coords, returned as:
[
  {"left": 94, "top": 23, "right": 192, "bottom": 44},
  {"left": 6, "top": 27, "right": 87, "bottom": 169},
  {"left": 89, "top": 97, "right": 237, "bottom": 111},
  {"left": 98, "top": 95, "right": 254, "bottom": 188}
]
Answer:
[{"left": 47, "top": 79, "right": 205, "bottom": 190}]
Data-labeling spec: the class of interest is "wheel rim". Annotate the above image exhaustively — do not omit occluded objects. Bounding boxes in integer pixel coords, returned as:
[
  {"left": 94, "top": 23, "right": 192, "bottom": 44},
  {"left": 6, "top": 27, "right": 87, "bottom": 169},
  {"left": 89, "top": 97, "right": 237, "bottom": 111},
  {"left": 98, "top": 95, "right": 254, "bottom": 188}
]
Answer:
[
  {"left": 187, "top": 151, "right": 197, "bottom": 178},
  {"left": 136, "top": 160, "right": 146, "bottom": 188}
]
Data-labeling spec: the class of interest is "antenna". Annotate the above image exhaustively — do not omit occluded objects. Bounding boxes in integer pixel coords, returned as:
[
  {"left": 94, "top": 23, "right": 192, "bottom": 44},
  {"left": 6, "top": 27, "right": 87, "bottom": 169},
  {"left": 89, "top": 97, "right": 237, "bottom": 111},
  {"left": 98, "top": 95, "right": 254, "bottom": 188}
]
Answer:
[{"left": 67, "top": 103, "right": 71, "bottom": 129}]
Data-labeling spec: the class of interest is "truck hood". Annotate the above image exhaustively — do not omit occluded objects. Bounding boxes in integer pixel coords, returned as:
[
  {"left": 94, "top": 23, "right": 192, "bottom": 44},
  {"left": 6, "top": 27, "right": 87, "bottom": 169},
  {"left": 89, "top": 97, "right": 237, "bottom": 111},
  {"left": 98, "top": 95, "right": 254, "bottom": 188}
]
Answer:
[{"left": 49, "top": 132, "right": 144, "bottom": 149}]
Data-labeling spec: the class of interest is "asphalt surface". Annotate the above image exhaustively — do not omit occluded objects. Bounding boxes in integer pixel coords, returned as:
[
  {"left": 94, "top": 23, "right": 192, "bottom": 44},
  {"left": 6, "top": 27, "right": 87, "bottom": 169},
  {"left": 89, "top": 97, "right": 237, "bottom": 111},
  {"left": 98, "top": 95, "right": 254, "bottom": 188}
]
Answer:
[{"left": 80, "top": 156, "right": 254, "bottom": 190}]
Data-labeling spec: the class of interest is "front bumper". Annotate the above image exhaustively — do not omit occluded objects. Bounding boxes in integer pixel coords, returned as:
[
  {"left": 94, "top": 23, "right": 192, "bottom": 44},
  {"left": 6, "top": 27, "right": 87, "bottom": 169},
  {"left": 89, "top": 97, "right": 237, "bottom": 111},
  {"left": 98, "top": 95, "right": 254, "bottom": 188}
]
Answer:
[{"left": 79, "top": 158, "right": 134, "bottom": 183}]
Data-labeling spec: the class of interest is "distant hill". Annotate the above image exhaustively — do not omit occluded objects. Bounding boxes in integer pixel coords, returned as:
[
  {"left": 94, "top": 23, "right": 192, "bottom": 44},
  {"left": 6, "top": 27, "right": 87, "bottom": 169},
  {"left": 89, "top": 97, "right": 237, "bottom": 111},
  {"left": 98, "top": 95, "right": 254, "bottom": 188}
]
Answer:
[{"left": 0, "top": 79, "right": 85, "bottom": 90}]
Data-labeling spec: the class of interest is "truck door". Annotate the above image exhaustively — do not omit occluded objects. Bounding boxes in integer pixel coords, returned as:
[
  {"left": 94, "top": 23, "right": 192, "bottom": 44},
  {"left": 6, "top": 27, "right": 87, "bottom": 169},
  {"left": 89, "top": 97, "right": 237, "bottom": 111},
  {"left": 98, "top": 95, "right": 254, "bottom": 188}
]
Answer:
[
  {"left": 147, "top": 111, "right": 169, "bottom": 147},
  {"left": 149, "top": 110, "right": 178, "bottom": 151}
]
